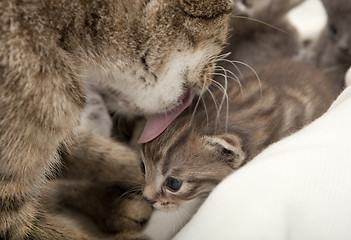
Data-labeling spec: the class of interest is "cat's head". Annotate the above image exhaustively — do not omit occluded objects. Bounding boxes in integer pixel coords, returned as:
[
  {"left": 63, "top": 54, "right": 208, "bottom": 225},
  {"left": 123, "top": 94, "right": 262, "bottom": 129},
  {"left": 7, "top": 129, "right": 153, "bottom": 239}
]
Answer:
[
  {"left": 322, "top": 0, "right": 351, "bottom": 62},
  {"left": 82, "top": 0, "right": 233, "bottom": 116},
  {"left": 140, "top": 126, "right": 245, "bottom": 211},
  {"left": 234, "top": 0, "right": 304, "bottom": 22}
]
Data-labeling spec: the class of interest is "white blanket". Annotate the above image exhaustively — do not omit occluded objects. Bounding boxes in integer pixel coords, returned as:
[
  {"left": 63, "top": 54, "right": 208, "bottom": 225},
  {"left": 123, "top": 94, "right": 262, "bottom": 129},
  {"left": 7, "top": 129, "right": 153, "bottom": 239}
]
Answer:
[{"left": 174, "top": 85, "right": 351, "bottom": 240}]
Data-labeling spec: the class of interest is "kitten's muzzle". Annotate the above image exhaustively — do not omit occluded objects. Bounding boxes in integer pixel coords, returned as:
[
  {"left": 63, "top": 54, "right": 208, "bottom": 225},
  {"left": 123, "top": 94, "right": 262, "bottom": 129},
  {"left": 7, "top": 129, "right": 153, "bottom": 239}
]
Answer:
[{"left": 143, "top": 196, "right": 156, "bottom": 205}]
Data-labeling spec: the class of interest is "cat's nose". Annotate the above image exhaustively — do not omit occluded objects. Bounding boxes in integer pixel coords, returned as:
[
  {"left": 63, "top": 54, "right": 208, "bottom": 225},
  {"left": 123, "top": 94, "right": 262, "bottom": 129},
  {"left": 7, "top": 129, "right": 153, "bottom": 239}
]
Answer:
[{"left": 143, "top": 196, "right": 156, "bottom": 205}]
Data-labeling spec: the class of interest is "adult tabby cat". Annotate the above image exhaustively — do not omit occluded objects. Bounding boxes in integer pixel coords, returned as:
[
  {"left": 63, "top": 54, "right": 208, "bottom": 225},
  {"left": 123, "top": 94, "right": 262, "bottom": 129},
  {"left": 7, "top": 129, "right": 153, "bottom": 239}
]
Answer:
[
  {"left": 0, "top": 0, "right": 233, "bottom": 239},
  {"left": 140, "top": 60, "right": 338, "bottom": 212}
]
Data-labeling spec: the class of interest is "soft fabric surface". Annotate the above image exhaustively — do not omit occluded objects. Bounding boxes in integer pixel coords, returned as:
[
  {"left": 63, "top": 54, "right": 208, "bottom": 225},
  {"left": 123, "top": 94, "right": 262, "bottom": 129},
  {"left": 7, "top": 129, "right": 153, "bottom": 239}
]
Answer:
[{"left": 174, "top": 85, "right": 351, "bottom": 240}]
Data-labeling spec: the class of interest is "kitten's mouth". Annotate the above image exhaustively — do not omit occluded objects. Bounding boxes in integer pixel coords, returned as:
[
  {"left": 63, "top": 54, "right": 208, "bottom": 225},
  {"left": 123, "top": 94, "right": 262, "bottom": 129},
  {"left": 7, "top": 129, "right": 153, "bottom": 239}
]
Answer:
[{"left": 138, "top": 91, "right": 194, "bottom": 143}]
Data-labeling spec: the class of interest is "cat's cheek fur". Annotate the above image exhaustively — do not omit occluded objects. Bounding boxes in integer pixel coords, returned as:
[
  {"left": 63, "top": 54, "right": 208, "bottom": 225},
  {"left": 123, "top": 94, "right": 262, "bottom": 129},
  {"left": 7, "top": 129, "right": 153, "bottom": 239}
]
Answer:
[{"left": 103, "top": 48, "right": 218, "bottom": 115}]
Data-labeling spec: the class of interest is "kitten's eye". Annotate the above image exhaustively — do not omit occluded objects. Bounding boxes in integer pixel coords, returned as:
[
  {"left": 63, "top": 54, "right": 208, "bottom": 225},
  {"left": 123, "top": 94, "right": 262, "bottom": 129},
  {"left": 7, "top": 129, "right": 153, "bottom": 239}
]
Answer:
[
  {"left": 140, "top": 161, "right": 146, "bottom": 174},
  {"left": 166, "top": 177, "right": 183, "bottom": 192},
  {"left": 329, "top": 23, "right": 337, "bottom": 36}
]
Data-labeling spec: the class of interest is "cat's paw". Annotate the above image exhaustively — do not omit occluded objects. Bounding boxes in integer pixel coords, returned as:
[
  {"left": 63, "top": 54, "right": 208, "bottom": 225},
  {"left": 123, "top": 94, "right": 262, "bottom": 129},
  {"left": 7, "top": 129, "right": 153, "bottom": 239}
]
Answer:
[{"left": 107, "top": 196, "right": 152, "bottom": 233}]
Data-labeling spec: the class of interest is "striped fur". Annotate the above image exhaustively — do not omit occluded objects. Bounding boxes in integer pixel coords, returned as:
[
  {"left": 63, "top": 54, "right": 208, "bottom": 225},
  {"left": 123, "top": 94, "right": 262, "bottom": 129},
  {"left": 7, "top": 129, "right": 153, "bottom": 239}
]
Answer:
[
  {"left": 0, "top": 0, "right": 233, "bottom": 239},
  {"left": 141, "top": 60, "right": 338, "bottom": 211}
]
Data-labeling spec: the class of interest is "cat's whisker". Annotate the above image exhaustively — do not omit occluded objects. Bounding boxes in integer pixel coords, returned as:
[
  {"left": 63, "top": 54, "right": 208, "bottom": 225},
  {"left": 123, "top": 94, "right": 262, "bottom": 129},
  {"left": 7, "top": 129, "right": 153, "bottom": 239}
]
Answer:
[
  {"left": 210, "top": 75, "right": 228, "bottom": 113},
  {"left": 205, "top": 86, "right": 221, "bottom": 131},
  {"left": 212, "top": 71, "right": 240, "bottom": 83},
  {"left": 231, "top": 15, "right": 288, "bottom": 34},
  {"left": 231, "top": 60, "right": 263, "bottom": 95},
  {"left": 213, "top": 66, "right": 230, "bottom": 132},
  {"left": 201, "top": 95, "right": 209, "bottom": 130},
  {"left": 214, "top": 58, "right": 245, "bottom": 81},
  {"left": 215, "top": 52, "right": 232, "bottom": 61},
  {"left": 191, "top": 82, "right": 207, "bottom": 122}
]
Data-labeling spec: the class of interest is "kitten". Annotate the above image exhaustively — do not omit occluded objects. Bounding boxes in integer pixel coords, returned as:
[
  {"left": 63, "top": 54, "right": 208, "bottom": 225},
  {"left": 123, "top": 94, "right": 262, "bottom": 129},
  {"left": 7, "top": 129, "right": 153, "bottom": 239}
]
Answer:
[
  {"left": 0, "top": 0, "right": 233, "bottom": 239},
  {"left": 222, "top": 0, "right": 304, "bottom": 72},
  {"left": 140, "top": 60, "right": 337, "bottom": 213},
  {"left": 312, "top": 0, "right": 351, "bottom": 93}
]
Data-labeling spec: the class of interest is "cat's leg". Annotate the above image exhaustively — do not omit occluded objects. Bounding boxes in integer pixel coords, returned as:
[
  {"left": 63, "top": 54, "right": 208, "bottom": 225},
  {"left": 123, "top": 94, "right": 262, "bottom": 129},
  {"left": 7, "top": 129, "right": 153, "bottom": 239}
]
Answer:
[
  {"left": 0, "top": 79, "right": 101, "bottom": 239},
  {"left": 80, "top": 89, "right": 113, "bottom": 138},
  {"left": 61, "top": 126, "right": 144, "bottom": 190},
  {"left": 57, "top": 127, "right": 152, "bottom": 235}
]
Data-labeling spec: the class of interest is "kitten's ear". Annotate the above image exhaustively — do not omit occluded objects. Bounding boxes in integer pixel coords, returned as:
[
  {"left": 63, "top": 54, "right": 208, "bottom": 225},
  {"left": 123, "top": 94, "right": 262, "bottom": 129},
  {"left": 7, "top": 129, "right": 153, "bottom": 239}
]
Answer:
[
  {"left": 202, "top": 134, "right": 245, "bottom": 169},
  {"left": 180, "top": 0, "right": 234, "bottom": 18}
]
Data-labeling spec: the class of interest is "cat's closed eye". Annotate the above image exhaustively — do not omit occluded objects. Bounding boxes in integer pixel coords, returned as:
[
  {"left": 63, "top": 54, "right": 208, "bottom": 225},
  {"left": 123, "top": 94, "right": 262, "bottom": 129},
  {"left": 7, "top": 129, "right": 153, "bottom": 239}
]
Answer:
[{"left": 166, "top": 177, "right": 183, "bottom": 192}]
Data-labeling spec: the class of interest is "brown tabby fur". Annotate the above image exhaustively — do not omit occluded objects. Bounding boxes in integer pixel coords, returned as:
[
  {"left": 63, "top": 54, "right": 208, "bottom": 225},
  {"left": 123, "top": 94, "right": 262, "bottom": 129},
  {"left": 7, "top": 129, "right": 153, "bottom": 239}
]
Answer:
[
  {"left": 141, "top": 60, "right": 338, "bottom": 211},
  {"left": 0, "top": 0, "right": 233, "bottom": 239}
]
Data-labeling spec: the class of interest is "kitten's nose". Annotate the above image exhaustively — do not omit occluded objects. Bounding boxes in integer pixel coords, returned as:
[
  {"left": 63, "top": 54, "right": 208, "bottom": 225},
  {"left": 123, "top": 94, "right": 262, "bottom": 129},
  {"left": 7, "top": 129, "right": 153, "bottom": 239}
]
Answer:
[{"left": 143, "top": 196, "right": 156, "bottom": 205}]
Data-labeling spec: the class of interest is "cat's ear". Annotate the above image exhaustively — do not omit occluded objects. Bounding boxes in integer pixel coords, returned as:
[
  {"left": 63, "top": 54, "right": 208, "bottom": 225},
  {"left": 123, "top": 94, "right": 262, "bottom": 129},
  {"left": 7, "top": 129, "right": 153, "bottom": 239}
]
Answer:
[
  {"left": 202, "top": 134, "right": 245, "bottom": 169},
  {"left": 180, "top": 0, "right": 234, "bottom": 18}
]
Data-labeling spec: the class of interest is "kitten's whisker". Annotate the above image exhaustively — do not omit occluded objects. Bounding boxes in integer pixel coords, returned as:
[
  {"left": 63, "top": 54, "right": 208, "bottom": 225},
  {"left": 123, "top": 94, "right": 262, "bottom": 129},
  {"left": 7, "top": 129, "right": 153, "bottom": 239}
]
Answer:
[
  {"left": 174, "top": 210, "right": 183, "bottom": 234},
  {"left": 178, "top": 206, "right": 192, "bottom": 219},
  {"left": 113, "top": 187, "right": 142, "bottom": 205},
  {"left": 107, "top": 179, "right": 143, "bottom": 186}
]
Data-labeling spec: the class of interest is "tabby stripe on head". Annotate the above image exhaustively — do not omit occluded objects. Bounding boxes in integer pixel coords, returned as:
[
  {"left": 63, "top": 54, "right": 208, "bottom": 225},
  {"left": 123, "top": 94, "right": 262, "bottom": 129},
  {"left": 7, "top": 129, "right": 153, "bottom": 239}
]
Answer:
[
  {"left": 163, "top": 127, "right": 192, "bottom": 174},
  {"left": 142, "top": 143, "right": 163, "bottom": 165},
  {"left": 182, "top": 179, "right": 220, "bottom": 200},
  {"left": 229, "top": 86, "right": 263, "bottom": 111}
]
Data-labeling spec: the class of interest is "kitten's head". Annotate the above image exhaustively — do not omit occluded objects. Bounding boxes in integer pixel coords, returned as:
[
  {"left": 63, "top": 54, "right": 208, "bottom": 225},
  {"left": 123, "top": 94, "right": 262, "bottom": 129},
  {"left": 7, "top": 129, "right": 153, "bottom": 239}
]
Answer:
[
  {"left": 234, "top": 0, "right": 304, "bottom": 22},
  {"left": 322, "top": 0, "right": 351, "bottom": 61},
  {"left": 82, "top": 0, "right": 233, "bottom": 116},
  {"left": 140, "top": 123, "right": 245, "bottom": 211}
]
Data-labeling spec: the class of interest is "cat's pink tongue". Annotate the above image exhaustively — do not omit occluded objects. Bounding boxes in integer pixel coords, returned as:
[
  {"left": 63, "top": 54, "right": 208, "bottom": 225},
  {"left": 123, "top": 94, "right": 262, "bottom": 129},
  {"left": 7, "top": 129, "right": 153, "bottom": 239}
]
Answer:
[{"left": 138, "top": 92, "right": 194, "bottom": 144}]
